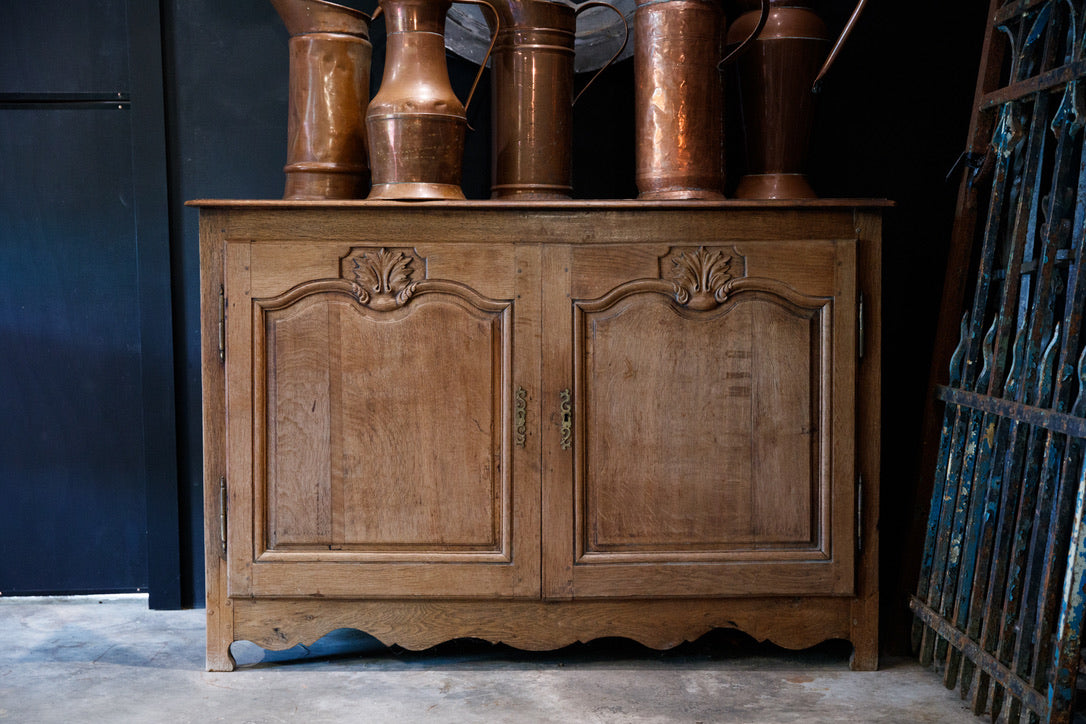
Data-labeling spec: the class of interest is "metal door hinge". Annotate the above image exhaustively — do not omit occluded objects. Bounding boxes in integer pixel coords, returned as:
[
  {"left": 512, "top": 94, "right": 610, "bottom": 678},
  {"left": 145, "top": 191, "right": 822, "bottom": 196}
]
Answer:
[
  {"left": 218, "top": 285, "right": 226, "bottom": 364},
  {"left": 219, "top": 476, "right": 228, "bottom": 558},
  {"left": 856, "top": 475, "right": 864, "bottom": 554},
  {"left": 858, "top": 291, "right": 865, "bottom": 360}
]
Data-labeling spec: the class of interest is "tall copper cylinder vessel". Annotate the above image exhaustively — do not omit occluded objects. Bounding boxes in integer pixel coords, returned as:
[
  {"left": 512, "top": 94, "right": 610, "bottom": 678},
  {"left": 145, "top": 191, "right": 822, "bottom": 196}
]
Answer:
[
  {"left": 487, "top": 0, "right": 625, "bottom": 199},
  {"left": 366, "top": 0, "right": 497, "bottom": 200},
  {"left": 272, "top": 0, "right": 374, "bottom": 200},
  {"left": 727, "top": 0, "right": 868, "bottom": 199},
  {"left": 634, "top": 0, "right": 765, "bottom": 200}
]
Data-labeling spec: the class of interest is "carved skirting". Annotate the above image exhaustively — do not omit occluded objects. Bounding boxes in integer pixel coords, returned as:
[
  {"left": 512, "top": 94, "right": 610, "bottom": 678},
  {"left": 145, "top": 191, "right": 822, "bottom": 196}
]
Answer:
[{"left": 229, "top": 597, "right": 858, "bottom": 660}]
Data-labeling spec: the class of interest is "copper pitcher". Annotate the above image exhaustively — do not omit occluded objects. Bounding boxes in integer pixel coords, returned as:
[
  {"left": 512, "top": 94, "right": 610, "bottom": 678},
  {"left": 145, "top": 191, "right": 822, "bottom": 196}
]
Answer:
[
  {"left": 487, "top": 0, "right": 627, "bottom": 200},
  {"left": 366, "top": 0, "right": 498, "bottom": 200},
  {"left": 634, "top": 0, "right": 766, "bottom": 200},
  {"left": 271, "top": 0, "right": 375, "bottom": 200},
  {"left": 726, "top": 0, "right": 869, "bottom": 199}
]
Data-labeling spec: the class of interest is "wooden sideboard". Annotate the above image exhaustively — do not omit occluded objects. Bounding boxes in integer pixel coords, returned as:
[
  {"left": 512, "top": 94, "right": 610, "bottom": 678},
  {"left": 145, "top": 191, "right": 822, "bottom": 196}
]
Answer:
[{"left": 195, "top": 200, "right": 884, "bottom": 671}]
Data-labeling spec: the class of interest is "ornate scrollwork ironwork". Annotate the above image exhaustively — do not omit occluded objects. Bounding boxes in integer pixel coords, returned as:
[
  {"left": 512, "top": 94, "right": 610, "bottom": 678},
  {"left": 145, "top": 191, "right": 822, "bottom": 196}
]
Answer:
[
  {"left": 514, "top": 387, "right": 528, "bottom": 448},
  {"left": 558, "top": 388, "right": 572, "bottom": 450}
]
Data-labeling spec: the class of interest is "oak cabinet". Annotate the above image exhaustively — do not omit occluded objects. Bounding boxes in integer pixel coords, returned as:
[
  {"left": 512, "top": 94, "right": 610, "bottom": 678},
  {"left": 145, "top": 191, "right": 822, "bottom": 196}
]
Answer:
[{"left": 197, "top": 201, "right": 883, "bottom": 672}]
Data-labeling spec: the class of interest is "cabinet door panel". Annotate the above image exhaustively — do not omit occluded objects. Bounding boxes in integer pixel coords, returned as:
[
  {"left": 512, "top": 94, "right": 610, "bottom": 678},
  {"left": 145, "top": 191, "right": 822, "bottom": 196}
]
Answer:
[
  {"left": 227, "top": 242, "right": 540, "bottom": 598},
  {"left": 264, "top": 293, "right": 502, "bottom": 550},
  {"left": 583, "top": 292, "right": 820, "bottom": 550},
  {"left": 546, "top": 241, "right": 856, "bottom": 598}
]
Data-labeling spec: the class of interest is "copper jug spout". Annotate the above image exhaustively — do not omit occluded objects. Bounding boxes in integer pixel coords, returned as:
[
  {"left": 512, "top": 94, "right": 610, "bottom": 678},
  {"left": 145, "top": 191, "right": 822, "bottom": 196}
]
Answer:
[
  {"left": 812, "top": 0, "right": 869, "bottom": 92},
  {"left": 271, "top": 0, "right": 375, "bottom": 199}
]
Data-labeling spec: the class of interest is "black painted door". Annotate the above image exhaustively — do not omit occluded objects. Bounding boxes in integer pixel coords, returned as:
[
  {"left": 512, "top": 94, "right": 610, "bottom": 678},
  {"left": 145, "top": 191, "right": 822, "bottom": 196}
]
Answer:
[{"left": 0, "top": 0, "right": 179, "bottom": 606}]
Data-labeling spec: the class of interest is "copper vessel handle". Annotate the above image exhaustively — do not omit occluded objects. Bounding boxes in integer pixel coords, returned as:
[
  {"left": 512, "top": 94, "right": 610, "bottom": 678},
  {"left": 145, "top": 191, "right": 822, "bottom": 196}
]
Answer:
[
  {"left": 717, "top": 0, "right": 769, "bottom": 69},
  {"left": 454, "top": 0, "right": 500, "bottom": 113},
  {"left": 812, "top": 0, "right": 869, "bottom": 92},
  {"left": 572, "top": 1, "right": 629, "bottom": 106}
]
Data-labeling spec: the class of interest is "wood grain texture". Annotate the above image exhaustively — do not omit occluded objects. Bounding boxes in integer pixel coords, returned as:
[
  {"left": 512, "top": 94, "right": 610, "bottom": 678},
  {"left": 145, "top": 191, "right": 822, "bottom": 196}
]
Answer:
[
  {"left": 579, "top": 290, "right": 820, "bottom": 549},
  {"left": 231, "top": 597, "right": 853, "bottom": 654},
  {"left": 850, "top": 209, "right": 882, "bottom": 672},
  {"left": 558, "top": 241, "right": 855, "bottom": 598},
  {"left": 227, "top": 241, "right": 538, "bottom": 599},
  {"left": 197, "top": 202, "right": 882, "bottom": 671},
  {"left": 262, "top": 293, "right": 506, "bottom": 550},
  {"left": 200, "top": 210, "right": 236, "bottom": 672},
  {"left": 225, "top": 241, "right": 255, "bottom": 599},
  {"left": 189, "top": 201, "right": 887, "bottom": 247},
  {"left": 541, "top": 244, "right": 575, "bottom": 600},
  {"left": 265, "top": 296, "right": 332, "bottom": 547}
]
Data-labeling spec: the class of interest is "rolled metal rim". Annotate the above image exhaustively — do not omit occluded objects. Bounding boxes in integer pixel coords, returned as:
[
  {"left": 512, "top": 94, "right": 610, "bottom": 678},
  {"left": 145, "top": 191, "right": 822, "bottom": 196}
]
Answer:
[{"left": 445, "top": 0, "right": 633, "bottom": 72}]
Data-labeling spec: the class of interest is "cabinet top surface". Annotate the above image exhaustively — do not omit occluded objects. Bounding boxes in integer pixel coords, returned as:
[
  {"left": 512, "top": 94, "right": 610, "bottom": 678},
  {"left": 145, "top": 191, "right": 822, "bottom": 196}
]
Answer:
[
  {"left": 187, "top": 199, "right": 893, "bottom": 210},
  {"left": 191, "top": 199, "right": 887, "bottom": 245}
]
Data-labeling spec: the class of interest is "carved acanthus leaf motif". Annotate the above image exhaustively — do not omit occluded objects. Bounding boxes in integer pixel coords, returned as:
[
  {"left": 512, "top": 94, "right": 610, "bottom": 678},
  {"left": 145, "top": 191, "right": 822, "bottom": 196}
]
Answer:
[
  {"left": 669, "top": 247, "right": 733, "bottom": 310},
  {"left": 343, "top": 248, "right": 421, "bottom": 311}
]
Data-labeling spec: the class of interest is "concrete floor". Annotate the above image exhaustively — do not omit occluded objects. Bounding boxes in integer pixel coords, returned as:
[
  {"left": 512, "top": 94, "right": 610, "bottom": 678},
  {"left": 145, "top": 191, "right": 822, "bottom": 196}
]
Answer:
[{"left": 0, "top": 595, "right": 982, "bottom": 723}]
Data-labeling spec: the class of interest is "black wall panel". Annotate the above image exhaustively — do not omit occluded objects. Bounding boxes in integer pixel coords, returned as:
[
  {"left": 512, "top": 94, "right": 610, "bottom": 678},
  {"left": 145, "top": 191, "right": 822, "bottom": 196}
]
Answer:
[
  {"left": 1, "top": 0, "right": 178, "bottom": 605},
  {"left": 164, "top": 0, "right": 293, "bottom": 607},
  {"left": 0, "top": 1, "right": 130, "bottom": 95},
  {"left": 0, "top": 107, "right": 148, "bottom": 594}
]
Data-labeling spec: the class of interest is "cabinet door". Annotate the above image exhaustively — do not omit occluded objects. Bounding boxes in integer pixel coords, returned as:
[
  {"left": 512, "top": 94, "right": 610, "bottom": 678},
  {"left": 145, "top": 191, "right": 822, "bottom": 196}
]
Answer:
[
  {"left": 224, "top": 240, "right": 540, "bottom": 598},
  {"left": 542, "top": 240, "right": 857, "bottom": 598}
]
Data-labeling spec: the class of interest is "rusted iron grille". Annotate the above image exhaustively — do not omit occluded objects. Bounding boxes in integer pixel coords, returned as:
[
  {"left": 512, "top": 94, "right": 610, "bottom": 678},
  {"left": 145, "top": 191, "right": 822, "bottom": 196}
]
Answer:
[{"left": 910, "top": 1, "right": 1086, "bottom": 722}]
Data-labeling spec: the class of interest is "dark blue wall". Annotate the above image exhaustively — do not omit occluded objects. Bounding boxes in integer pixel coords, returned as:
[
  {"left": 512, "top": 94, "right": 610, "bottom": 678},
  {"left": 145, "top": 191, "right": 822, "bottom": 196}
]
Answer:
[
  {"left": 163, "top": 0, "right": 292, "bottom": 606},
  {"left": 0, "top": 0, "right": 176, "bottom": 600}
]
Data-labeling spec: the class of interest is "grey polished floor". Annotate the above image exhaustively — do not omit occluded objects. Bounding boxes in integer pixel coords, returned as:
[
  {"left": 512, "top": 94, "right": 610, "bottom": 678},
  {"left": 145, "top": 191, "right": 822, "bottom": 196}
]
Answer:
[{"left": 0, "top": 594, "right": 980, "bottom": 723}]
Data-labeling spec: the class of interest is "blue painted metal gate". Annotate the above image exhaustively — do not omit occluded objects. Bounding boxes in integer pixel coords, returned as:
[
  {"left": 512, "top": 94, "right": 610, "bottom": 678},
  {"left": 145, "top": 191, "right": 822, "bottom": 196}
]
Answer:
[{"left": 911, "top": 1, "right": 1086, "bottom": 721}]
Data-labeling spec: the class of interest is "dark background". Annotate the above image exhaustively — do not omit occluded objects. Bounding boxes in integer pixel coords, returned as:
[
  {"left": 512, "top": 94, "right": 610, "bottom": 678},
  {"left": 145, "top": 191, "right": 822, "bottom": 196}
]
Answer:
[{"left": 0, "top": 0, "right": 989, "bottom": 655}]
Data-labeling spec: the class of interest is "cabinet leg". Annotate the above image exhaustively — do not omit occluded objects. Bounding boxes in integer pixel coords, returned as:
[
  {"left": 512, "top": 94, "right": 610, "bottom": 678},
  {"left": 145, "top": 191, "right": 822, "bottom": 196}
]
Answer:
[
  {"left": 206, "top": 602, "right": 236, "bottom": 672},
  {"left": 206, "top": 644, "right": 236, "bottom": 672},
  {"left": 847, "top": 607, "right": 881, "bottom": 672},
  {"left": 849, "top": 594, "right": 878, "bottom": 670},
  {"left": 205, "top": 560, "right": 235, "bottom": 671},
  {"left": 849, "top": 639, "right": 878, "bottom": 671}
]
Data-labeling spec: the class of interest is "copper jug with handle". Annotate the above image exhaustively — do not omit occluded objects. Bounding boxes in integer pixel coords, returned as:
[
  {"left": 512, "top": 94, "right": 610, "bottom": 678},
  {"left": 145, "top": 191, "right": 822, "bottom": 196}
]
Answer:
[
  {"left": 726, "top": 0, "right": 869, "bottom": 199},
  {"left": 633, "top": 0, "right": 767, "bottom": 200},
  {"left": 366, "top": 0, "right": 499, "bottom": 200},
  {"left": 486, "top": 0, "right": 627, "bottom": 199},
  {"left": 271, "top": 0, "right": 376, "bottom": 199}
]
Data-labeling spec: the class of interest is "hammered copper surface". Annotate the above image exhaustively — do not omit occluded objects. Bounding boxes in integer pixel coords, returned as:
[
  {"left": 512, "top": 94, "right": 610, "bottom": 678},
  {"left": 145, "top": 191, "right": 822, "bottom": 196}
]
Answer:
[
  {"left": 488, "top": 0, "right": 625, "bottom": 199},
  {"left": 271, "top": 0, "right": 373, "bottom": 200},
  {"left": 366, "top": 0, "right": 497, "bottom": 200},
  {"left": 633, "top": 0, "right": 725, "bottom": 200},
  {"left": 633, "top": 0, "right": 765, "bottom": 200}
]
